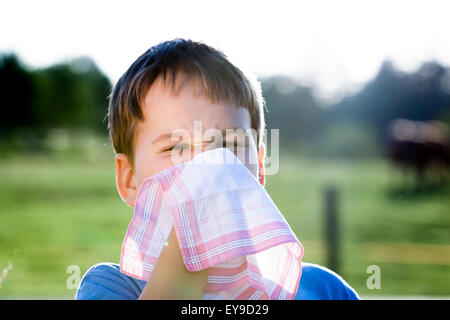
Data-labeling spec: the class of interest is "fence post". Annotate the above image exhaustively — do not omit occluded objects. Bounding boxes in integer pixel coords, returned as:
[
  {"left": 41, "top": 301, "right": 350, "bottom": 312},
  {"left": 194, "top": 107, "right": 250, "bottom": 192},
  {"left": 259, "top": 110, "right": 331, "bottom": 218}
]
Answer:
[{"left": 324, "top": 185, "right": 339, "bottom": 274}]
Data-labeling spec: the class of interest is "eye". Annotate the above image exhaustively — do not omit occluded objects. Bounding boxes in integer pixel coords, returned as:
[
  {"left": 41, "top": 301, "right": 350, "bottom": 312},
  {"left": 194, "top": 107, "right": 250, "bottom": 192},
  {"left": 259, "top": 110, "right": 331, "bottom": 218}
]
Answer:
[
  {"left": 222, "top": 140, "right": 247, "bottom": 153},
  {"left": 163, "top": 143, "right": 190, "bottom": 153}
]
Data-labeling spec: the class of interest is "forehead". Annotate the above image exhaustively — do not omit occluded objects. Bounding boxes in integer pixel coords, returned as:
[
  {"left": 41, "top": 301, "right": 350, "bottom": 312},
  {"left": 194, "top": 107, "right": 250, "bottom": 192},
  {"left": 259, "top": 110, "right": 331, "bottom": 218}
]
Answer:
[{"left": 136, "top": 74, "right": 252, "bottom": 139}]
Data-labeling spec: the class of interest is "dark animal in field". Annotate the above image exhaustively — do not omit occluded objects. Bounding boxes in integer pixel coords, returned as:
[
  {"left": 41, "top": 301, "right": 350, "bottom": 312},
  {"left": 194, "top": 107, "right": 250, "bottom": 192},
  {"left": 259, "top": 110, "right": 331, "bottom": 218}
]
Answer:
[{"left": 387, "top": 119, "right": 450, "bottom": 189}]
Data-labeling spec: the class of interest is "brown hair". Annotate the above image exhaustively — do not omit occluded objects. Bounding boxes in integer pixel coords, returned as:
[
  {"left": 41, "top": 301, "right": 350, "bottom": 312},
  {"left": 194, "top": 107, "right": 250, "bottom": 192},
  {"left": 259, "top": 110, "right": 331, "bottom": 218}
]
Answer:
[{"left": 107, "top": 38, "right": 265, "bottom": 164}]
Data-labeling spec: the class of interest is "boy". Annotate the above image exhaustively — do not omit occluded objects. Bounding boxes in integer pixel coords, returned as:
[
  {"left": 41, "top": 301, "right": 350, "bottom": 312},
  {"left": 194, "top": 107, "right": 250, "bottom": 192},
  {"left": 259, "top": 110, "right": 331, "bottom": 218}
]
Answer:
[{"left": 76, "top": 38, "right": 359, "bottom": 300}]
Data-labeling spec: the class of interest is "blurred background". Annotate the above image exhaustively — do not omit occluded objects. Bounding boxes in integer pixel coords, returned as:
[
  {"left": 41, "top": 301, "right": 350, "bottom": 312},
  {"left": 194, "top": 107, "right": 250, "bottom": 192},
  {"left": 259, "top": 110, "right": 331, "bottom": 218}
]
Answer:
[{"left": 1, "top": 0, "right": 449, "bottom": 299}]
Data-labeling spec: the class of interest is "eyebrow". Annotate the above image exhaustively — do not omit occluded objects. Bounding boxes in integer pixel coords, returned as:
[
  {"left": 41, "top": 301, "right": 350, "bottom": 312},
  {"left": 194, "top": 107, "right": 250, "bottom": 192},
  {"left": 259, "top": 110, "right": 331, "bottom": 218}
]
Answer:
[{"left": 151, "top": 132, "right": 175, "bottom": 145}]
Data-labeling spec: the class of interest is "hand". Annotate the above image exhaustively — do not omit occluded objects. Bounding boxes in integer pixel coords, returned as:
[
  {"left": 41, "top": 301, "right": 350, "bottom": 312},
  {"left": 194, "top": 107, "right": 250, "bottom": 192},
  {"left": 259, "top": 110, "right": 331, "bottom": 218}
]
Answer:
[{"left": 138, "top": 229, "right": 210, "bottom": 299}]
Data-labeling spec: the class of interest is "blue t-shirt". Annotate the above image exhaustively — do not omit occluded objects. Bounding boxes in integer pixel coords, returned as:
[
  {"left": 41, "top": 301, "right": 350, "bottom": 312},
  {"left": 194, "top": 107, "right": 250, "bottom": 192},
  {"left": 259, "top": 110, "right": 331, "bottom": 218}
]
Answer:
[{"left": 75, "top": 262, "right": 359, "bottom": 300}]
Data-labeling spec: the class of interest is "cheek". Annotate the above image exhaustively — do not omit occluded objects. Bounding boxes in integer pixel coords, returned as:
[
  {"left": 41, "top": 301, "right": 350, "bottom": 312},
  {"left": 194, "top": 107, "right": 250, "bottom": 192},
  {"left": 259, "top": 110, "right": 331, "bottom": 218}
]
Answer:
[
  {"left": 243, "top": 151, "right": 259, "bottom": 178},
  {"left": 134, "top": 155, "right": 172, "bottom": 189},
  {"left": 232, "top": 147, "right": 259, "bottom": 179},
  {"left": 240, "top": 139, "right": 260, "bottom": 179},
  {"left": 133, "top": 148, "right": 193, "bottom": 189}
]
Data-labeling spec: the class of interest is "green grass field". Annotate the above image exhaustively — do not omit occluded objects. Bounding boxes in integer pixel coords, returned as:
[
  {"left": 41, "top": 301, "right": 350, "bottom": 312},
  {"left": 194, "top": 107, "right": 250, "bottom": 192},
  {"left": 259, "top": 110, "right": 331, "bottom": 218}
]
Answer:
[{"left": 0, "top": 140, "right": 449, "bottom": 299}]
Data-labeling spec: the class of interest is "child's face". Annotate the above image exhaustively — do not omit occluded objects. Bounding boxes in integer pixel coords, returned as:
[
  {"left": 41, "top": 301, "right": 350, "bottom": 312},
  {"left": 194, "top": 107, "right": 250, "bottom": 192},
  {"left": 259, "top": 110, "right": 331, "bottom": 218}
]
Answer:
[{"left": 115, "top": 73, "right": 265, "bottom": 207}]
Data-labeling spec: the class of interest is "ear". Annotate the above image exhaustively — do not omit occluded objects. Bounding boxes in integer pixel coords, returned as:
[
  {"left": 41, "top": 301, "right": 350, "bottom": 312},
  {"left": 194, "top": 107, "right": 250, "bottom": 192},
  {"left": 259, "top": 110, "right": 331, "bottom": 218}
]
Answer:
[
  {"left": 115, "top": 153, "right": 138, "bottom": 208},
  {"left": 258, "top": 143, "right": 266, "bottom": 186}
]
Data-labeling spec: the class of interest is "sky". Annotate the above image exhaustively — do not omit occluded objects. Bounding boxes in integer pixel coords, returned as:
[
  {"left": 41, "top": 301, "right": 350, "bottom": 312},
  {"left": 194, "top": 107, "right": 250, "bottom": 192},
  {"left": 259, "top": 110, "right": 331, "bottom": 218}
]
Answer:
[{"left": 1, "top": 0, "right": 450, "bottom": 104}]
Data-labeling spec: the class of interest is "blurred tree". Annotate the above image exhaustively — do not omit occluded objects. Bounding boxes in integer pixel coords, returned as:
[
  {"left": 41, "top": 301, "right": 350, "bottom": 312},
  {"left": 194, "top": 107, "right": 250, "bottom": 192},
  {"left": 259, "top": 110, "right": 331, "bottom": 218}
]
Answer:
[
  {"left": 2, "top": 52, "right": 449, "bottom": 157},
  {"left": 260, "top": 60, "right": 450, "bottom": 158},
  {"left": 0, "top": 53, "right": 111, "bottom": 152},
  {"left": 0, "top": 53, "right": 35, "bottom": 131},
  {"left": 30, "top": 56, "right": 111, "bottom": 132},
  {"left": 329, "top": 60, "right": 450, "bottom": 143},
  {"left": 262, "top": 75, "right": 322, "bottom": 148}
]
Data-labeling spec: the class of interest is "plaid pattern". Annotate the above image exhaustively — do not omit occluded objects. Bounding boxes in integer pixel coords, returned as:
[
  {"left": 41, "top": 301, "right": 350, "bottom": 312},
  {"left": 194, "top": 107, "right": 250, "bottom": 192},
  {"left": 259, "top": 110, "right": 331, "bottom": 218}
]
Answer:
[{"left": 120, "top": 148, "right": 303, "bottom": 299}]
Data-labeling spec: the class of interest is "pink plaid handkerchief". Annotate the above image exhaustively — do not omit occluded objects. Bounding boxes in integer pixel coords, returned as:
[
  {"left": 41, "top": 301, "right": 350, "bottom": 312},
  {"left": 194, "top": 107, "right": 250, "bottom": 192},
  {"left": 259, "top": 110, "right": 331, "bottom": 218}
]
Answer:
[{"left": 120, "top": 147, "right": 304, "bottom": 299}]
